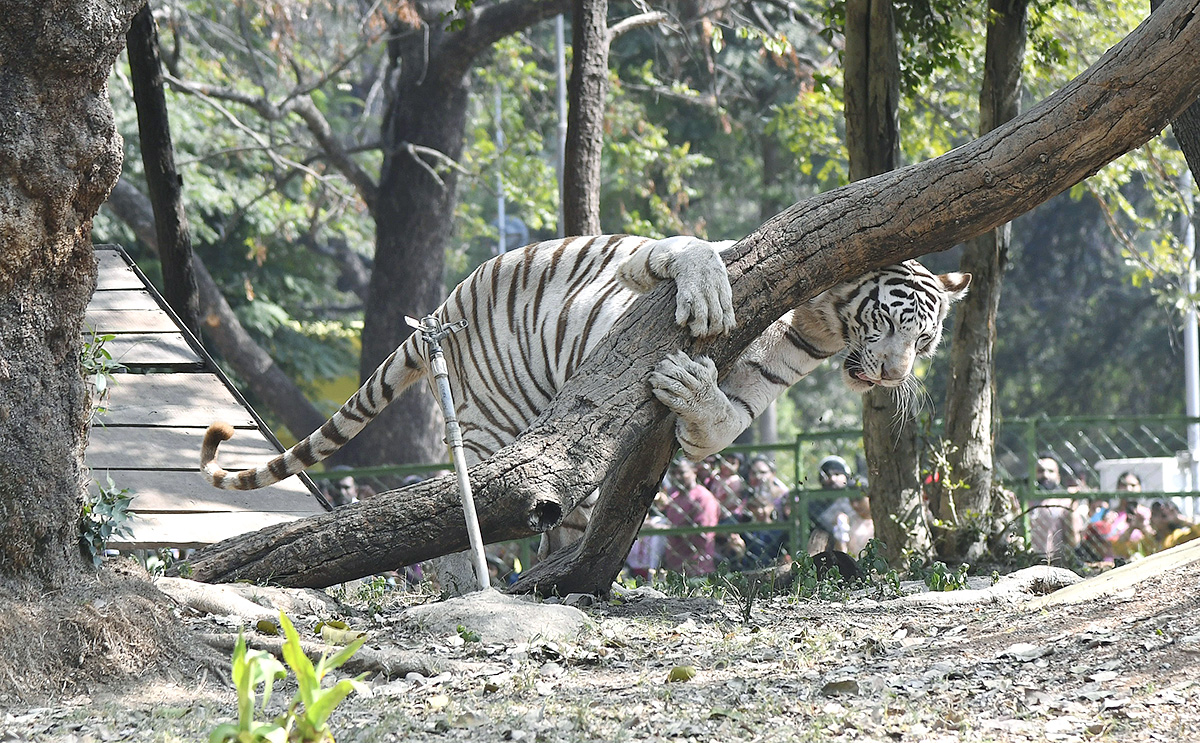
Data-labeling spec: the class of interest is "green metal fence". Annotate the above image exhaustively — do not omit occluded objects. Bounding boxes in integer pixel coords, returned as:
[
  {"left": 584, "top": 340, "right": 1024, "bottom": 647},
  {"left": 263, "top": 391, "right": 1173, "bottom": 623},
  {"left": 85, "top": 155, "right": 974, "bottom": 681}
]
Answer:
[{"left": 311, "top": 414, "right": 1200, "bottom": 580}]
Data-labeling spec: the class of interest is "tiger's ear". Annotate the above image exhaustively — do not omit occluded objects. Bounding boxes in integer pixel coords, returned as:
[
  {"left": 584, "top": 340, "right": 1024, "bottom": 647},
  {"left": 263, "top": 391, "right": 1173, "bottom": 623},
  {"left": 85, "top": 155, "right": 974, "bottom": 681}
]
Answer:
[{"left": 939, "top": 272, "right": 971, "bottom": 301}]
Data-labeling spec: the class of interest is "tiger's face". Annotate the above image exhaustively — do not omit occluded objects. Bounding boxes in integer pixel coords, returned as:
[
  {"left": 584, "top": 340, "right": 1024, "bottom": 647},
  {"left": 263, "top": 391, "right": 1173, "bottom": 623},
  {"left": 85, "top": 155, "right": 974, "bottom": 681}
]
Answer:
[{"left": 835, "top": 261, "right": 970, "bottom": 393}]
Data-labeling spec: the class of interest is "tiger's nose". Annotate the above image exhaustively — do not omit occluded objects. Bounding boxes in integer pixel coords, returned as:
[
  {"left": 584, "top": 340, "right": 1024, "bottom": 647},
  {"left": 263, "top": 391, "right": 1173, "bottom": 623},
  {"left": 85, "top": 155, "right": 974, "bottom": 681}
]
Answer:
[{"left": 880, "top": 360, "right": 912, "bottom": 382}]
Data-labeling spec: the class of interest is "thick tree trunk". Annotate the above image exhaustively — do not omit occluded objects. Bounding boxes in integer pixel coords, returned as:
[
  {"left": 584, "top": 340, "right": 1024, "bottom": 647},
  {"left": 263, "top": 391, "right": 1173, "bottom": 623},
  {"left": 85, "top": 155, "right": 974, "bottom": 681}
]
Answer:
[
  {"left": 102, "top": 178, "right": 330, "bottom": 440},
  {"left": 938, "top": 0, "right": 1029, "bottom": 562},
  {"left": 348, "top": 0, "right": 567, "bottom": 468},
  {"left": 350, "top": 26, "right": 462, "bottom": 468},
  {"left": 0, "top": 0, "right": 141, "bottom": 583},
  {"left": 845, "top": 0, "right": 929, "bottom": 565},
  {"left": 184, "top": 0, "right": 1200, "bottom": 590},
  {"left": 127, "top": 3, "right": 200, "bottom": 338},
  {"left": 843, "top": 0, "right": 899, "bottom": 183},
  {"left": 1152, "top": 0, "right": 1200, "bottom": 177},
  {"left": 561, "top": 0, "right": 609, "bottom": 235}
]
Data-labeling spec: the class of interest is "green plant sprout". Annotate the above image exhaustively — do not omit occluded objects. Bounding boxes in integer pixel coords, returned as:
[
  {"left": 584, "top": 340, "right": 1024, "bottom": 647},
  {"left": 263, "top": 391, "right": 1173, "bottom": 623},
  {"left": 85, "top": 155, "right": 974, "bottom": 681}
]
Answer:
[
  {"left": 210, "top": 612, "right": 370, "bottom": 743},
  {"left": 80, "top": 328, "right": 124, "bottom": 423},
  {"left": 209, "top": 631, "right": 288, "bottom": 743}
]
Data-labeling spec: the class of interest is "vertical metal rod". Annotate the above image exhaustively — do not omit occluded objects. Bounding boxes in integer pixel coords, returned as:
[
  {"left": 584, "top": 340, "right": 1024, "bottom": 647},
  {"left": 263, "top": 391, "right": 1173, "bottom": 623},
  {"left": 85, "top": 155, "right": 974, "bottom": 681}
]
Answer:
[
  {"left": 555, "top": 13, "right": 568, "bottom": 237},
  {"left": 1182, "top": 170, "right": 1199, "bottom": 512},
  {"left": 408, "top": 315, "right": 491, "bottom": 591}
]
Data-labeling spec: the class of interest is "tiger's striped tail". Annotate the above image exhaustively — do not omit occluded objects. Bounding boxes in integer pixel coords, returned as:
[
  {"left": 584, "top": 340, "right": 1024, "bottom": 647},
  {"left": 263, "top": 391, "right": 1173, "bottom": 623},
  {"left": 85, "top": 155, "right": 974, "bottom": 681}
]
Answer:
[{"left": 200, "top": 340, "right": 426, "bottom": 490}]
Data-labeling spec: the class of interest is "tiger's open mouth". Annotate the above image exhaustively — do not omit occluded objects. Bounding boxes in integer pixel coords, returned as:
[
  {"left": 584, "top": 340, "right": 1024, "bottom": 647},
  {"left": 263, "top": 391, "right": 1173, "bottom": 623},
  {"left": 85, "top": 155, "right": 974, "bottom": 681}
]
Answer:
[{"left": 843, "top": 354, "right": 877, "bottom": 387}]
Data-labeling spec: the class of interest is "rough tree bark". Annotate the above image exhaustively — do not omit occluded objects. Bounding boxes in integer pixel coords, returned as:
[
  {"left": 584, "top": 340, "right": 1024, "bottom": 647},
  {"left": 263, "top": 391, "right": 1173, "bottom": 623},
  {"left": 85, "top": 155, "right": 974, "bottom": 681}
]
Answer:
[
  {"left": 844, "top": 0, "right": 931, "bottom": 566},
  {"left": 126, "top": 2, "right": 200, "bottom": 337},
  {"left": 0, "top": 0, "right": 142, "bottom": 582},
  {"left": 938, "top": 0, "right": 1029, "bottom": 562},
  {"left": 561, "top": 0, "right": 609, "bottom": 235},
  {"left": 182, "top": 0, "right": 1200, "bottom": 593},
  {"left": 1152, "top": 0, "right": 1200, "bottom": 177},
  {"left": 347, "top": 0, "right": 568, "bottom": 469}
]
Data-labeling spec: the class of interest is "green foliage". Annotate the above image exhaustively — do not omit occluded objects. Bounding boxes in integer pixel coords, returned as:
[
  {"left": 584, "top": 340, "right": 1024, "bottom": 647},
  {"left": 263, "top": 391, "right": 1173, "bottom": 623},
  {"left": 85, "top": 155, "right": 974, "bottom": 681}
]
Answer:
[
  {"left": 822, "top": 0, "right": 974, "bottom": 94},
  {"left": 80, "top": 330, "right": 125, "bottom": 422},
  {"left": 95, "top": 2, "right": 379, "bottom": 424},
  {"left": 277, "top": 612, "right": 370, "bottom": 742},
  {"left": 908, "top": 555, "right": 971, "bottom": 591},
  {"left": 210, "top": 631, "right": 288, "bottom": 743},
  {"left": 211, "top": 613, "right": 370, "bottom": 743},
  {"left": 355, "top": 576, "right": 391, "bottom": 616},
  {"left": 456, "top": 625, "right": 482, "bottom": 643},
  {"left": 80, "top": 476, "right": 134, "bottom": 567}
]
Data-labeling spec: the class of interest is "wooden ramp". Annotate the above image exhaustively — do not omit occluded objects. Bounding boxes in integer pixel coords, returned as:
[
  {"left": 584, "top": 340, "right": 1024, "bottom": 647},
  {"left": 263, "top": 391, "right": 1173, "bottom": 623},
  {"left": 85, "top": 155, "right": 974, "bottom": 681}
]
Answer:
[{"left": 87, "top": 245, "right": 327, "bottom": 550}]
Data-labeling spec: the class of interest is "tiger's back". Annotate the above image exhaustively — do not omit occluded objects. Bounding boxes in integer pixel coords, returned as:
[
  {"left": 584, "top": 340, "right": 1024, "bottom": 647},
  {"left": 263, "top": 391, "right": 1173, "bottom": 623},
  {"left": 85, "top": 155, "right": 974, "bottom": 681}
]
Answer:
[
  {"left": 428, "top": 235, "right": 653, "bottom": 463},
  {"left": 200, "top": 234, "right": 718, "bottom": 489}
]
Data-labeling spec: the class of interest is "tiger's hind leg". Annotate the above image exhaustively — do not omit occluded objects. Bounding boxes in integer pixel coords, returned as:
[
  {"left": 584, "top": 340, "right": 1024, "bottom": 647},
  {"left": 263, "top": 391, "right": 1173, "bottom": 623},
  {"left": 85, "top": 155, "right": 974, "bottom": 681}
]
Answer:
[{"left": 615, "top": 236, "right": 737, "bottom": 338}]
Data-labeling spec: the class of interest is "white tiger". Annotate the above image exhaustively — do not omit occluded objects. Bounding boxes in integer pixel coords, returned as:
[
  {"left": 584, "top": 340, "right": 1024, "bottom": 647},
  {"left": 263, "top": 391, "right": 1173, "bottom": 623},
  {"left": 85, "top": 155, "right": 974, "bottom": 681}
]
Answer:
[{"left": 200, "top": 235, "right": 968, "bottom": 568}]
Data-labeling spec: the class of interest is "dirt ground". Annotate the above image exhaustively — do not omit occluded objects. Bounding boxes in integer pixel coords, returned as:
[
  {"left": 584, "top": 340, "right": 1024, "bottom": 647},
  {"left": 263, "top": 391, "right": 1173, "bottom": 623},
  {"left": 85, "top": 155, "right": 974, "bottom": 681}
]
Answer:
[{"left": 1, "top": 556, "right": 1198, "bottom": 743}]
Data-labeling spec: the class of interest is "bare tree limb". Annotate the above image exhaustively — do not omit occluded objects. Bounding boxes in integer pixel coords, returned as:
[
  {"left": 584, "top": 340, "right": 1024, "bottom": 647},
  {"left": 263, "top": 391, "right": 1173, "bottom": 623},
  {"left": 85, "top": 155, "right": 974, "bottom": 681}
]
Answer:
[
  {"left": 608, "top": 11, "right": 670, "bottom": 41},
  {"left": 164, "top": 75, "right": 380, "bottom": 211}
]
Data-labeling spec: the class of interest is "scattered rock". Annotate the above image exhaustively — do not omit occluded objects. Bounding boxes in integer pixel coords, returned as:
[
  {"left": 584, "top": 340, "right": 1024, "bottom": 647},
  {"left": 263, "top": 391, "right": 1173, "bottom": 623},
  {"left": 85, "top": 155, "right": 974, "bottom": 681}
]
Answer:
[{"left": 399, "top": 588, "right": 593, "bottom": 645}]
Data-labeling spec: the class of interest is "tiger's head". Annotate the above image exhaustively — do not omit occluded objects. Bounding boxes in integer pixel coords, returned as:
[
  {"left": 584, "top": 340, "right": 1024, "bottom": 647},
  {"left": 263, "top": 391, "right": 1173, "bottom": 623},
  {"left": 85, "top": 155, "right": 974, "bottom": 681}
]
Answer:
[{"left": 834, "top": 260, "right": 970, "bottom": 394}]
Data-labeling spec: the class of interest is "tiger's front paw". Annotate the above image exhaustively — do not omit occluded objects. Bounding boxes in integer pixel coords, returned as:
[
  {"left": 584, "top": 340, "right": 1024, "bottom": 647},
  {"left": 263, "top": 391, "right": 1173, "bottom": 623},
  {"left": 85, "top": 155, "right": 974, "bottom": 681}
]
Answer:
[
  {"left": 650, "top": 351, "right": 747, "bottom": 459},
  {"left": 673, "top": 244, "right": 736, "bottom": 337},
  {"left": 650, "top": 351, "right": 722, "bottom": 422}
]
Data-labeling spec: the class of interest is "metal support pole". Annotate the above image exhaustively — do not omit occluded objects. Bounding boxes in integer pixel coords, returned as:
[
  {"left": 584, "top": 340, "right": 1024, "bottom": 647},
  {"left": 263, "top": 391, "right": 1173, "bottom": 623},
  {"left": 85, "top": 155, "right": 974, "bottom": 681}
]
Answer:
[
  {"left": 407, "top": 315, "right": 491, "bottom": 592},
  {"left": 496, "top": 81, "right": 507, "bottom": 255},
  {"left": 1182, "top": 171, "right": 1199, "bottom": 513}
]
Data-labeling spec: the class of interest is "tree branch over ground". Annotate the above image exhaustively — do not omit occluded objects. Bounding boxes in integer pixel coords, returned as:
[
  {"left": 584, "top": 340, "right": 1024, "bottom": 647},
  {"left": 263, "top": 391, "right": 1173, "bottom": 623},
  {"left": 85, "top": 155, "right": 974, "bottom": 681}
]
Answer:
[{"left": 186, "top": 0, "right": 1200, "bottom": 591}]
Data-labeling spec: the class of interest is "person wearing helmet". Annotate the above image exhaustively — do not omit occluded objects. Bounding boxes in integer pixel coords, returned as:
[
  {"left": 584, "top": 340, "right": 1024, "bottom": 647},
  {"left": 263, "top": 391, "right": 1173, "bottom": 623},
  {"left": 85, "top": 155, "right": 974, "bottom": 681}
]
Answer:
[
  {"left": 818, "top": 456, "right": 851, "bottom": 491},
  {"left": 809, "top": 454, "right": 873, "bottom": 555}
]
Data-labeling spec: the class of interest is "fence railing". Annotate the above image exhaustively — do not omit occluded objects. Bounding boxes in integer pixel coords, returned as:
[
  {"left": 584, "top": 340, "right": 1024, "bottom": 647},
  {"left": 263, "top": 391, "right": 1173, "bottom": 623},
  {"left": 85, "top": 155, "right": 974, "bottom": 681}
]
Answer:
[{"left": 312, "top": 414, "right": 1200, "bottom": 581}]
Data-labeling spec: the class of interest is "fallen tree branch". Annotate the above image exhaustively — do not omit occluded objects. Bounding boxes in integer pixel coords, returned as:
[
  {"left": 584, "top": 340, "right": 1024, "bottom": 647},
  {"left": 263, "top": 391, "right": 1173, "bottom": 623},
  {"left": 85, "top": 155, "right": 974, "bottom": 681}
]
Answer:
[{"left": 200, "top": 632, "right": 453, "bottom": 679}]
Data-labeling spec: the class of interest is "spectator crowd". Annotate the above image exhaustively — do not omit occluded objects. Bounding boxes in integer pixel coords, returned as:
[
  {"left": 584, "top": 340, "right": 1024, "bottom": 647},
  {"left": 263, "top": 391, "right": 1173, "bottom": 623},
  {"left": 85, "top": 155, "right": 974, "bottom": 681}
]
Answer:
[
  {"left": 1029, "top": 454, "right": 1200, "bottom": 565},
  {"left": 624, "top": 451, "right": 874, "bottom": 579}
]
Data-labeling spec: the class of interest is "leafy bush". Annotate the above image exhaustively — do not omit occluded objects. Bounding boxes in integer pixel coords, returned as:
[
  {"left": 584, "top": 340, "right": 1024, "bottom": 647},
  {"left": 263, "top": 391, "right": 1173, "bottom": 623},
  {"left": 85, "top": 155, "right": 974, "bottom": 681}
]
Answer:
[{"left": 80, "top": 476, "right": 134, "bottom": 567}]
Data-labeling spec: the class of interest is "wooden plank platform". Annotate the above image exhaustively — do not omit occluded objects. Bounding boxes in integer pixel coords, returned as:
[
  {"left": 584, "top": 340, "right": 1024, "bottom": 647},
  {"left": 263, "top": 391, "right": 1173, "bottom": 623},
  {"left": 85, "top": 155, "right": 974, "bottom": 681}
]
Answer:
[
  {"left": 97, "top": 373, "right": 255, "bottom": 427},
  {"left": 88, "top": 470, "right": 316, "bottom": 513},
  {"left": 101, "top": 333, "right": 203, "bottom": 368},
  {"left": 88, "top": 426, "right": 285, "bottom": 470},
  {"left": 87, "top": 245, "right": 326, "bottom": 550}
]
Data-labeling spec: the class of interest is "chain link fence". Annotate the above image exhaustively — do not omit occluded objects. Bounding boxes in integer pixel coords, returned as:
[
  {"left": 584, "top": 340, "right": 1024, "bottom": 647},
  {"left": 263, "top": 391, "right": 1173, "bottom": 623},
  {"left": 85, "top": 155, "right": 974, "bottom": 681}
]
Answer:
[{"left": 312, "top": 415, "right": 1200, "bottom": 587}]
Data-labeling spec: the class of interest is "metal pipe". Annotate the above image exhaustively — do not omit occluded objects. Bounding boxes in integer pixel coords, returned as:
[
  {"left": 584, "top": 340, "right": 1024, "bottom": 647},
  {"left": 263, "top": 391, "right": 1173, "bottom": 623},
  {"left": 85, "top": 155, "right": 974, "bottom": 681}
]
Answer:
[
  {"left": 496, "top": 81, "right": 507, "bottom": 255},
  {"left": 407, "top": 315, "right": 491, "bottom": 591},
  {"left": 1183, "top": 170, "right": 1199, "bottom": 512}
]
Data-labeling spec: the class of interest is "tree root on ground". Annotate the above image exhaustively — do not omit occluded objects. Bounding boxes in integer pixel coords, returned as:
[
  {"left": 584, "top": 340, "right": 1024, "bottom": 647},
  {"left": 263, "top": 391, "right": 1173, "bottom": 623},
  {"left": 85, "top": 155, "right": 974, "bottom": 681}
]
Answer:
[{"left": 199, "top": 633, "right": 453, "bottom": 679}]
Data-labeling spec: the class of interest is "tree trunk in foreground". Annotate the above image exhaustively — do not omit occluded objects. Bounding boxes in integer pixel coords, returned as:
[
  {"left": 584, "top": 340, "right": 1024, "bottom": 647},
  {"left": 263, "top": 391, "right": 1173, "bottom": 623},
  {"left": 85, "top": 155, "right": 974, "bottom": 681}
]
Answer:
[
  {"left": 0, "top": 0, "right": 141, "bottom": 583},
  {"left": 185, "top": 0, "right": 1200, "bottom": 592},
  {"left": 845, "top": 0, "right": 930, "bottom": 567},
  {"left": 938, "top": 0, "right": 1029, "bottom": 562}
]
